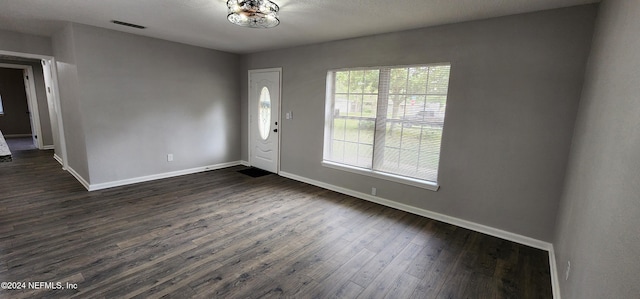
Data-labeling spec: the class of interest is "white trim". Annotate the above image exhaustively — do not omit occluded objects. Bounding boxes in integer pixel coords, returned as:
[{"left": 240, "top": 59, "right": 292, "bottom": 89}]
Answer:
[
  {"left": 88, "top": 161, "right": 244, "bottom": 191},
  {"left": 548, "top": 246, "right": 562, "bottom": 299},
  {"left": 322, "top": 161, "right": 439, "bottom": 191},
  {"left": 42, "top": 145, "right": 54, "bottom": 150},
  {"left": 278, "top": 171, "right": 552, "bottom": 251},
  {"left": 278, "top": 170, "right": 560, "bottom": 297},
  {"left": 47, "top": 58, "right": 68, "bottom": 170},
  {"left": 0, "top": 50, "right": 67, "bottom": 169},
  {"left": 0, "top": 50, "right": 51, "bottom": 61},
  {"left": 248, "top": 67, "right": 282, "bottom": 174},
  {"left": 53, "top": 153, "right": 63, "bottom": 166},
  {"left": 240, "top": 160, "right": 250, "bottom": 166},
  {"left": 0, "top": 63, "right": 43, "bottom": 149},
  {"left": 66, "top": 166, "right": 90, "bottom": 191}
]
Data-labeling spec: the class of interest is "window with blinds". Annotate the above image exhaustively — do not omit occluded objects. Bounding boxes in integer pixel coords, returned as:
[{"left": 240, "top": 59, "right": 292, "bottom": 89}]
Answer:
[{"left": 323, "top": 64, "right": 451, "bottom": 189}]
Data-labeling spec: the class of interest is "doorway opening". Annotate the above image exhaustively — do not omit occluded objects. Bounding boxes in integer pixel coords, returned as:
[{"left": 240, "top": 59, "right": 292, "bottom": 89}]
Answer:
[
  {"left": 0, "top": 50, "right": 67, "bottom": 169},
  {"left": 0, "top": 64, "right": 41, "bottom": 150}
]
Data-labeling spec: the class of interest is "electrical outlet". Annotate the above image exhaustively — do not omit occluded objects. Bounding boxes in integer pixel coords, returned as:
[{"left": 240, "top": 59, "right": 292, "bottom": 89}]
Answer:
[
  {"left": 167, "top": 154, "right": 174, "bottom": 162},
  {"left": 371, "top": 187, "right": 377, "bottom": 196},
  {"left": 565, "top": 261, "right": 571, "bottom": 280}
]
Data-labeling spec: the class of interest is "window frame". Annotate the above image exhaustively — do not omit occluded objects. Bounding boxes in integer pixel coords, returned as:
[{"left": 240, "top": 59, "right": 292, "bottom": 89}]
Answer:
[{"left": 323, "top": 63, "right": 451, "bottom": 191}]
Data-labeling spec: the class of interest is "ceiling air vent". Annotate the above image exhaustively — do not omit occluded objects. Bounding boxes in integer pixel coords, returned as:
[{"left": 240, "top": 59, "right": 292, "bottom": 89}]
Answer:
[{"left": 110, "top": 20, "right": 146, "bottom": 29}]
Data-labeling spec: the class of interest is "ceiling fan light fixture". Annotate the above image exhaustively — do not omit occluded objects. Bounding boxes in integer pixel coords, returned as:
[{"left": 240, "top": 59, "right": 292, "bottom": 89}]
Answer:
[{"left": 227, "top": 0, "right": 280, "bottom": 29}]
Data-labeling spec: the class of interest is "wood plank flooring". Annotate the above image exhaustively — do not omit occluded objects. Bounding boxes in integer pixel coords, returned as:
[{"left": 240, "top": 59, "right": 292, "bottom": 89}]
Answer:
[{"left": 0, "top": 149, "right": 552, "bottom": 298}]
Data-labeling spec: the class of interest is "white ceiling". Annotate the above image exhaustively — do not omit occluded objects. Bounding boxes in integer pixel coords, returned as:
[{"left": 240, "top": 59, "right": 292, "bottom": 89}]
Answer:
[{"left": 0, "top": 0, "right": 599, "bottom": 54}]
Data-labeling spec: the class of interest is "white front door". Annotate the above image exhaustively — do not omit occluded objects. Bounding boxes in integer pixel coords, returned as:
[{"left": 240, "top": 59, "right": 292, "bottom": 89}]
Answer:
[{"left": 249, "top": 68, "right": 281, "bottom": 173}]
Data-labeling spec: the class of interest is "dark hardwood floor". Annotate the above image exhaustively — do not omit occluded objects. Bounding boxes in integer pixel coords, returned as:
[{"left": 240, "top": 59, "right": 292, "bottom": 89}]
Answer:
[{"left": 0, "top": 149, "right": 552, "bottom": 298}]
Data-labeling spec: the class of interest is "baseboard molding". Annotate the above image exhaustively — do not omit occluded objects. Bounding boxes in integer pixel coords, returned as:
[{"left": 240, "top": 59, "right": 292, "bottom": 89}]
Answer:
[
  {"left": 279, "top": 170, "right": 560, "bottom": 297},
  {"left": 42, "top": 145, "right": 55, "bottom": 150},
  {"left": 88, "top": 161, "right": 244, "bottom": 191},
  {"left": 240, "top": 160, "right": 250, "bottom": 166},
  {"left": 548, "top": 246, "right": 562, "bottom": 299},
  {"left": 278, "top": 171, "right": 553, "bottom": 251},
  {"left": 66, "top": 166, "right": 90, "bottom": 191},
  {"left": 53, "top": 154, "right": 63, "bottom": 166},
  {"left": 59, "top": 162, "right": 561, "bottom": 297}
]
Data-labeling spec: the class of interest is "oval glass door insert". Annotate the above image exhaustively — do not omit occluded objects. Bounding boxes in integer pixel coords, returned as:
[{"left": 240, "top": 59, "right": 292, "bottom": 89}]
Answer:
[{"left": 258, "top": 86, "right": 271, "bottom": 140}]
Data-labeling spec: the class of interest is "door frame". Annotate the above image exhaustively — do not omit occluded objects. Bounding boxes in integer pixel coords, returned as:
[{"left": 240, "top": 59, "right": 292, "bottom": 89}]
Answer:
[
  {"left": 0, "top": 63, "right": 42, "bottom": 149},
  {"left": 248, "top": 67, "right": 282, "bottom": 174},
  {"left": 0, "top": 50, "right": 67, "bottom": 170}
]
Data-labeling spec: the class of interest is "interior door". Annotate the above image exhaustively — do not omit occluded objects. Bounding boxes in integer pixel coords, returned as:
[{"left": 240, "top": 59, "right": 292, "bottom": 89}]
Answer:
[
  {"left": 249, "top": 68, "right": 281, "bottom": 173},
  {"left": 22, "top": 72, "right": 38, "bottom": 147}
]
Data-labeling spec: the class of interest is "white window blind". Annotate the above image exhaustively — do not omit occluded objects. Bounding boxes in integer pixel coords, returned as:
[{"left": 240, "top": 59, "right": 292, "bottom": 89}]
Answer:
[{"left": 324, "top": 64, "right": 451, "bottom": 186}]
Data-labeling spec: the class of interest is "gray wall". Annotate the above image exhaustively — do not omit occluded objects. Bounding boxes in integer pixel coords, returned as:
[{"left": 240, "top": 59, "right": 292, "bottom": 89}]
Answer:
[
  {"left": 553, "top": 0, "right": 640, "bottom": 298},
  {"left": 241, "top": 5, "right": 597, "bottom": 241},
  {"left": 0, "top": 29, "right": 52, "bottom": 56},
  {"left": 52, "top": 23, "right": 90, "bottom": 180},
  {"left": 53, "top": 23, "right": 241, "bottom": 185},
  {"left": 0, "top": 68, "right": 31, "bottom": 135}
]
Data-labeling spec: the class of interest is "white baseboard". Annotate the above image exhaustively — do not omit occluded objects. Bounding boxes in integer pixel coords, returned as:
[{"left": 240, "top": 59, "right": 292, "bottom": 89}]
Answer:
[
  {"left": 279, "top": 171, "right": 559, "bottom": 298},
  {"left": 87, "top": 161, "right": 244, "bottom": 191},
  {"left": 66, "top": 166, "right": 90, "bottom": 191},
  {"left": 42, "top": 145, "right": 55, "bottom": 150},
  {"left": 57, "top": 162, "right": 561, "bottom": 298},
  {"left": 53, "top": 154, "right": 63, "bottom": 166},
  {"left": 279, "top": 171, "right": 551, "bottom": 250}
]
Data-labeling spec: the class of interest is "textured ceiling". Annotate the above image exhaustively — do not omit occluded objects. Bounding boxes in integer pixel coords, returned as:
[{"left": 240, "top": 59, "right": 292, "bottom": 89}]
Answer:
[{"left": 0, "top": 0, "right": 599, "bottom": 54}]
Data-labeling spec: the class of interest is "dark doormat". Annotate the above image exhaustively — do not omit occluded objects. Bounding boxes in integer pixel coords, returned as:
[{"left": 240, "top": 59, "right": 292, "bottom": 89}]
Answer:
[{"left": 238, "top": 167, "right": 272, "bottom": 178}]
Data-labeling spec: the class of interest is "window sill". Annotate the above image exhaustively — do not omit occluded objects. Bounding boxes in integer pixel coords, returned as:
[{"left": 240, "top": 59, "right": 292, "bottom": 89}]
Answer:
[{"left": 322, "top": 161, "right": 440, "bottom": 191}]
